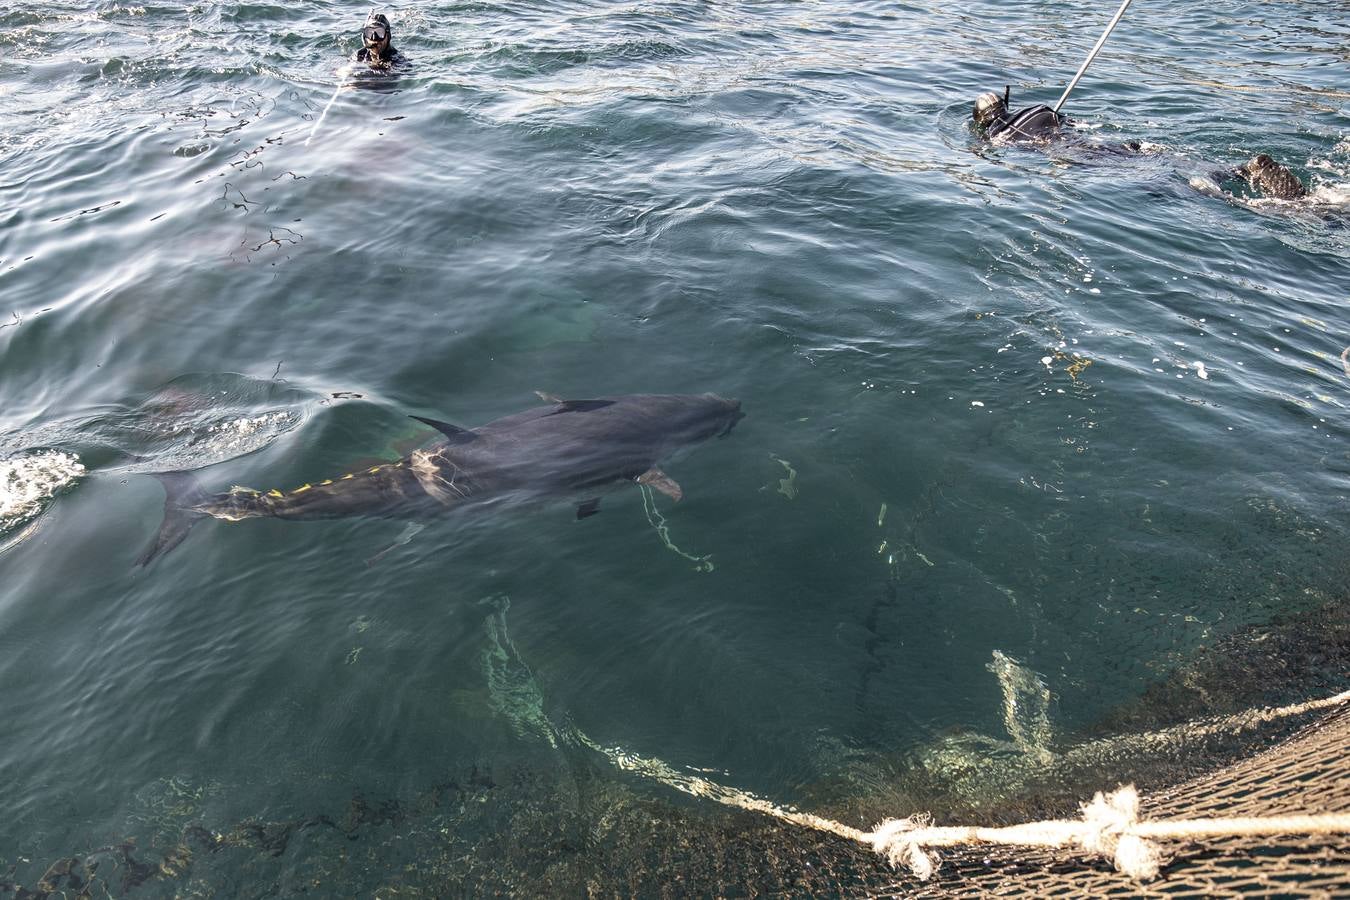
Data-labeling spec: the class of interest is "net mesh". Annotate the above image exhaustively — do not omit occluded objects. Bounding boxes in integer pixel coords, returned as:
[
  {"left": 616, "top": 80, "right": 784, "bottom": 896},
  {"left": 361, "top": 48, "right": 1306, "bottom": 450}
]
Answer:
[{"left": 894, "top": 705, "right": 1350, "bottom": 897}]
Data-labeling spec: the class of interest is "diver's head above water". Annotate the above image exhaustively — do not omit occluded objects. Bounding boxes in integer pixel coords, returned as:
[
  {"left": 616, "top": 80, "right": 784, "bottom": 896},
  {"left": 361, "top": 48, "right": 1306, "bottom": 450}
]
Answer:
[
  {"left": 972, "top": 89, "right": 1008, "bottom": 129},
  {"left": 358, "top": 11, "right": 395, "bottom": 64}
]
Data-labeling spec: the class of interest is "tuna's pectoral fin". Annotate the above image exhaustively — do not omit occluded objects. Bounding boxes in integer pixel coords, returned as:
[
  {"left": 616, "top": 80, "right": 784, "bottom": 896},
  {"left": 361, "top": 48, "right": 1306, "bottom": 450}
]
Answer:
[
  {"left": 636, "top": 468, "right": 682, "bottom": 501},
  {"left": 137, "top": 471, "right": 208, "bottom": 567},
  {"left": 576, "top": 498, "right": 602, "bottom": 520},
  {"left": 410, "top": 415, "right": 477, "bottom": 445},
  {"left": 535, "top": 390, "right": 564, "bottom": 404}
]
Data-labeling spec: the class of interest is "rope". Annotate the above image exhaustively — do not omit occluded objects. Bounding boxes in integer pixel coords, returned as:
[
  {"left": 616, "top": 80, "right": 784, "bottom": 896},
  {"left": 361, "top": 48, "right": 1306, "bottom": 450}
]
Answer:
[
  {"left": 868, "top": 786, "right": 1350, "bottom": 881},
  {"left": 305, "top": 62, "right": 355, "bottom": 147},
  {"left": 639, "top": 483, "right": 714, "bottom": 572},
  {"left": 578, "top": 688, "right": 1350, "bottom": 883}
]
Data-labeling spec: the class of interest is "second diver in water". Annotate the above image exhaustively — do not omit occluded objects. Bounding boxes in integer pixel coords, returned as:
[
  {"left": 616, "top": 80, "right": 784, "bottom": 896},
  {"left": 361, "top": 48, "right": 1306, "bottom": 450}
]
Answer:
[
  {"left": 971, "top": 87, "right": 1310, "bottom": 201},
  {"left": 973, "top": 87, "right": 1073, "bottom": 145}
]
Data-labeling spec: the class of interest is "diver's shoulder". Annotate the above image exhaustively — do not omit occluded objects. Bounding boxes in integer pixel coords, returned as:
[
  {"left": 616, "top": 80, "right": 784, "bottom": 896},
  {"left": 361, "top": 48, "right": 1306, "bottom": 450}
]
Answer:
[
  {"left": 990, "top": 104, "right": 1063, "bottom": 143},
  {"left": 1013, "top": 105, "right": 1062, "bottom": 126}
]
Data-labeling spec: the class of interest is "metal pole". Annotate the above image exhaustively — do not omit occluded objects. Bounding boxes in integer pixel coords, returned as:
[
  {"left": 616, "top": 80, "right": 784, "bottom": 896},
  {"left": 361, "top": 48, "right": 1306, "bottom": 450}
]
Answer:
[{"left": 1053, "top": 0, "right": 1135, "bottom": 114}]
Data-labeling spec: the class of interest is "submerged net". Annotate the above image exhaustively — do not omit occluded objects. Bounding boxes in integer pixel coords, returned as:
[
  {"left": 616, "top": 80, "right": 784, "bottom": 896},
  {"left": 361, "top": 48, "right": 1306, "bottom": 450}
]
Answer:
[
  {"left": 4, "top": 595, "right": 1348, "bottom": 897},
  {"left": 562, "top": 635, "right": 1350, "bottom": 895}
]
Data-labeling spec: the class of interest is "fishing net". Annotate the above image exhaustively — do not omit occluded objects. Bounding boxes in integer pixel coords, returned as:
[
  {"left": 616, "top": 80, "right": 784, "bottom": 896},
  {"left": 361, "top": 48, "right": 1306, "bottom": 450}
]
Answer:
[
  {"left": 898, "top": 704, "right": 1350, "bottom": 898},
  {"left": 4, "top": 596, "right": 1347, "bottom": 897},
  {"left": 551, "top": 594, "right": 1350, "bottom": 898}
]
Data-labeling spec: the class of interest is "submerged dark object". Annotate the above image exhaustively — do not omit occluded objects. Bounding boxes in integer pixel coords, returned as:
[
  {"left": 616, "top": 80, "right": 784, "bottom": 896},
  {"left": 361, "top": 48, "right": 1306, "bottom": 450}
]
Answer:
[
  {"left": 140, "top": 392, "right": 743, "bottom": 564},
  {"left": 972, "top": 88, "right": 1315, "bottom": 204}
]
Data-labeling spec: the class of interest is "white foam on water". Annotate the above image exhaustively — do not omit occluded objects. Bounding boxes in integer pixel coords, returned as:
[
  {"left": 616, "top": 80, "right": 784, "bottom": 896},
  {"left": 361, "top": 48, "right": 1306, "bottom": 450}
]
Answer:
[
  {"left": 1190, "top": 173, "right": 1350, "bottom": 216},
  {"left": 1308, "top": 182, "right": 1350, "bottom": 207},
  {"left": 203, "top": 410, "right": 294, "bottom": 440},
  {"left": 0, "top": 450, "right": 85, "bottom": 534},
  {"left": 1188, "top": 175, "right": 1223, "bottom": 197}
]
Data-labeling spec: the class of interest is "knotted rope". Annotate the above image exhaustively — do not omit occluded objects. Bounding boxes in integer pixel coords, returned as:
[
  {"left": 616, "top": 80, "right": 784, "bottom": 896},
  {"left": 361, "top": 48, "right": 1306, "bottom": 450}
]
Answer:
[
  {"left": 867, "top": 785, "right": 1350, "bottom": 881},
  {"left": 581, "top": 688, "right": 1350, "bottom": 882}
]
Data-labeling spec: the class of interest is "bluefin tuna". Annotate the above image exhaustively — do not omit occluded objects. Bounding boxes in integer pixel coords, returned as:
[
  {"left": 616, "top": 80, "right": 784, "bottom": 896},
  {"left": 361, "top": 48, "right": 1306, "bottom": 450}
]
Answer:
[{"left": 141, "top": 392, "right": 743, "bottom": 564}]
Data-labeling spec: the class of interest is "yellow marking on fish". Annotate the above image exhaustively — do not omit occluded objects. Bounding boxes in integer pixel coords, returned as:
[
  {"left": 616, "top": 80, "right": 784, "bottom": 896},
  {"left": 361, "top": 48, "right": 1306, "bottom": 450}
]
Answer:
[
  {"left": 268, "top": 489, "right": 283, "bottom": 498},
  {"left": 320, "top": 479, "right": 333, "bottom": 485},
  {"left": 368, "top": 466, "right": 382, "bottom": 473},
  {"left": 342, "top": 473, "right": 354, "bottom": 480},
  {"left": 292, "top": 484, "right": 312, "bottom": 494}
]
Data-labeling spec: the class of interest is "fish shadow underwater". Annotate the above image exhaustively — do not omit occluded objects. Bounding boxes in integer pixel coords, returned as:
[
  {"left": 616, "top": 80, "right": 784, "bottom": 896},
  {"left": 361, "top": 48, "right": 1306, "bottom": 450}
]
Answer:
[{"left": 140, "top": 392, "right": 744, "bottom": 566}]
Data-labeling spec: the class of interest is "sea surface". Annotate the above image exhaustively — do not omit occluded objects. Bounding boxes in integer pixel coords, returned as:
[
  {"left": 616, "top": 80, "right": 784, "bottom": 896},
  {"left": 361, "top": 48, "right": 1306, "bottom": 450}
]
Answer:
[{"left": 2, "top": 0, "right": 1348, "bottom": 893}]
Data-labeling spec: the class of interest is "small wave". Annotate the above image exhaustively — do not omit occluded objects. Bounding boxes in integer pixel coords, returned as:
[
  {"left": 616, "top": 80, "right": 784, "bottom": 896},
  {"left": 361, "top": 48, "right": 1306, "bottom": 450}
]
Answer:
[
  {"left": 0, "top": 450, "right": 84, "bottom": 535},
  {"left": 99, "top": 373, "right": 311, "bottom": 475},
  {"left": 115, "top": 409, "right": 302, "bottom": 475}
]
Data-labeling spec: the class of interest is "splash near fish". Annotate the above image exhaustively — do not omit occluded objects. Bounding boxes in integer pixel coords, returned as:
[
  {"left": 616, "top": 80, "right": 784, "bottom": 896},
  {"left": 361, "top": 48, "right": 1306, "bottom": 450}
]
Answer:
[{"left": 0, "top": 450, "right": 85, "bottom": 544}]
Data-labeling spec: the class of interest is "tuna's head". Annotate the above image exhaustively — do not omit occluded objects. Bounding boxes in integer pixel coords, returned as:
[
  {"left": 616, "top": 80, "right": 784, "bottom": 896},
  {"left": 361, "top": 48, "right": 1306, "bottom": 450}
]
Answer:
[{"left": 649, "top": 393, "right": 744, "bottom": 446}]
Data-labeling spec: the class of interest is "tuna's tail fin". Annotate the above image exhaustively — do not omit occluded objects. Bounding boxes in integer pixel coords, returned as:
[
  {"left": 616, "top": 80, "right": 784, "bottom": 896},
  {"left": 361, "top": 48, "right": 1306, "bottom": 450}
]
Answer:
[{"left": 137, "top": 471, "right": 208, "bottom": 567}]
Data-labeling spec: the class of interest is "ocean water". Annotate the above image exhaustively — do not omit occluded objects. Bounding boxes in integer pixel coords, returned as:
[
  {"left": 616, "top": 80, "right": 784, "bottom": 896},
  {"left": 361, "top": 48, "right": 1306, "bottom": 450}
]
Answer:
[{"left": 1, "top": 0, "right": 1348, "bottom": 892}]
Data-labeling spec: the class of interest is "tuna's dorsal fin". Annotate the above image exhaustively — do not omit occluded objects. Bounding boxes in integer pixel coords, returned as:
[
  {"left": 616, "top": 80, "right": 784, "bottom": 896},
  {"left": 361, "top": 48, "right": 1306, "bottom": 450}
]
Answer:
[
  {"left": 410, "top": 415, "right": 477, "bottom": 444},
  {"left": 576, "top": 497, "right": 602, "bottom": 520},
  {"left": 547, "top": 399, "right": 615, "bottom": 414},
  {"left": 637, "top": 467, "right": 682, "bottom": 501}
]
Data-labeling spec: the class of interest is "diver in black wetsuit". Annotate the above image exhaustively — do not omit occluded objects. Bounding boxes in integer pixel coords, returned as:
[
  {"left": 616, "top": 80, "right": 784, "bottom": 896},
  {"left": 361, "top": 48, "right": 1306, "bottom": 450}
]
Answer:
[
  {"left": 356, "top": 11, "right": 398, "bottom": 67},
  {"left": 971, "top": 87, "right": 1310, "bottom": 201},
  {"left": 973, "top": 88, "right": 1067, "bottom": 144}
]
